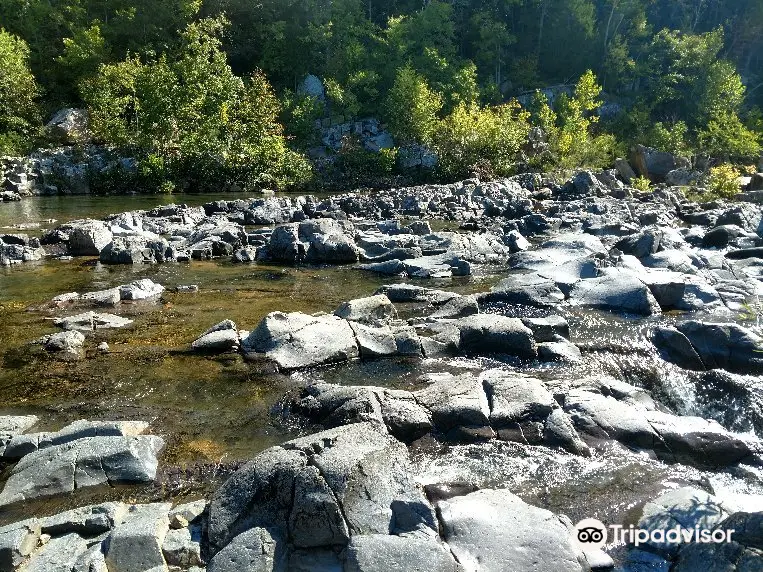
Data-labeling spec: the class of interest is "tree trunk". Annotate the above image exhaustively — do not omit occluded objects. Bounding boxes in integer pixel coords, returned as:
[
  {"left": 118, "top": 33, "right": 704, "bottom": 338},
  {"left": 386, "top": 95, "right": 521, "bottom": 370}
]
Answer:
[{"left": 537, "top": 0, "right": 548, "bottom": 58}]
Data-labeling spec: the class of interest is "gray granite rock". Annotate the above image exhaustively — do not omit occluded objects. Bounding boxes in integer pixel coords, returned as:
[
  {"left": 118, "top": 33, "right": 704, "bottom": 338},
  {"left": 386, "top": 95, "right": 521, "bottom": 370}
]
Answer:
[{"left": 438, "top": 489, "right": 585, "bottom": 572}]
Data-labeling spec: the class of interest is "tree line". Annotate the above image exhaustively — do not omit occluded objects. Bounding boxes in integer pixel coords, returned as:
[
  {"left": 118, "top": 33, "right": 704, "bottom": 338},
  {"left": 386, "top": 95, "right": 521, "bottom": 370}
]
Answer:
[{"left": 1, "top": 0, "right": 762, "bottom": 191}]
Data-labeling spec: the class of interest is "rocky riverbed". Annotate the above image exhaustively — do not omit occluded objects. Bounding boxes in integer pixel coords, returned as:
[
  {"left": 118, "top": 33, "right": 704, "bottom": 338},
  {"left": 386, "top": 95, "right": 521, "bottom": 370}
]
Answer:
[{"left": 1, "top": 170, "right": 763, "bottom": 571}]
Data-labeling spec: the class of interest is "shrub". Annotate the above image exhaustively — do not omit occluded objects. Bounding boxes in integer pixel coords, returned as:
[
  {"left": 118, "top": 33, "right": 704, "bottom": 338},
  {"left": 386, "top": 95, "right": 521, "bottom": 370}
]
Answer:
[
  {"left": 81, "top": 18, "right": 312, "bottom": 192},
  {"left": 0, "top": 29, "right": 40, "bottom": 155},
  {"left": 632, "top": 176, "right": 652, "bottom": 192},
  {"left": 706, "top": 164, "right": 742, "bottom": 200},
  {"left": 384, "top": 65, "right": 442, "bottom": 145},
  {"left": 434, "top": 101, "right": 531, "bottom": 180}
]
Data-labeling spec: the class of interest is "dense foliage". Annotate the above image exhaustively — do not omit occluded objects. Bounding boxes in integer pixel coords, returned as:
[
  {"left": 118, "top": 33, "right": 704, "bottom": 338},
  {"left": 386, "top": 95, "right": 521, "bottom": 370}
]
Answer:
[
  {"left": 0, "top": 29, "right": 40, "bottom": 154},
  {"left": 1, "top": 0, "right": 762, "bottom": 190}
]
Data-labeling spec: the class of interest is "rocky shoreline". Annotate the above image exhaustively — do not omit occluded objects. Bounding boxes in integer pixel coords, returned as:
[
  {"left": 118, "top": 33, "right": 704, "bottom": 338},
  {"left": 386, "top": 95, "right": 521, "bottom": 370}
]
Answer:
[{"left": 2, "top": 169, "right": 763, "bottom": 571}]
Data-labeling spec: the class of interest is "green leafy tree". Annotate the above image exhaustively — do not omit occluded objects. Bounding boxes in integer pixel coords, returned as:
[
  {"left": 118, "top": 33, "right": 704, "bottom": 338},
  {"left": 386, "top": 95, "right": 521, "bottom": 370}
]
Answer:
[
  {"left": 698, "top": 112, "right": 761, "bottom": 162},
  {"left": 530, "top": 70, "right": 614, "bottom": 169},
  {"left": 81, "top": 18, "right": 311, "bottom": 190},
  {"left": 57, "top": 25, "right": 110, "bottom": 99},
  {"left": 0, "top": 29, "right": 41, "bottom": 154},
  {"left": 384, "top": 65, "right": 442, "bottom": 145},
  {"left": 434, "top": 101, "right": 531, "bottom": 180},
  {"left": 644, "top": 121, "right": 691, "bottom": 156}
]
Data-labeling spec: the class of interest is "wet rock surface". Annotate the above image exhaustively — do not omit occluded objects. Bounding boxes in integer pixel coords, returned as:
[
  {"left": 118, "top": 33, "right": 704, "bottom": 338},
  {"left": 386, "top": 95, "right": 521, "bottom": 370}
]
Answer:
[{"left": 2, "top": 170, "right": 763, "bottom": 571}]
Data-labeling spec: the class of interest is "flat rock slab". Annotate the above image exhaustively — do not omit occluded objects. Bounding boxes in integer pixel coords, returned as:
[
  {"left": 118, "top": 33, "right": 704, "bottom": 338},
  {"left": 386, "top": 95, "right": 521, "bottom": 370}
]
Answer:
[
  {"left": 334, "top": 294, "right": 397, "bottom": 324},
  {"left": 40, "top": 501, "right": 128, "bottom": 536},
  {"left": 438, "top": 489, "right": 585, "bottom": 572},
  {"left": 0, "top": 519, "right": 41, "bottom": 570},
  {"left": 54, "top": 311, "right": 133, "bottom": 331},
  {"left": 565, "top": 387, "right": 757, "bottom": 467},
  {"left": 20, "top": 533, "right": 89, "bottom": 572},
  {"left": 119, "top": 279, "right": 165, "bottom": 300},
  {"left": 481, "top": 371, "right": 556, "bottom": 426},
  {"left": 636, "top": 487, "right": 731, "bottom": 558},
  {"left": 0, "top": 415, "right": 38, "bottom": 437},
  {"left": 414, "top": 374, "right": 491, "bottom": 432},
  {"left": 3, "top": 419, "right": 149, "bottom": 460},
  {"left": 375, "top": 284, "right": 458, "bottom": 305},
  {"left": 0, "top": 435, "right": 164, "bottom": 506},
  {"left": 344, "top": 534, "right": 459, "bottom": 572}
]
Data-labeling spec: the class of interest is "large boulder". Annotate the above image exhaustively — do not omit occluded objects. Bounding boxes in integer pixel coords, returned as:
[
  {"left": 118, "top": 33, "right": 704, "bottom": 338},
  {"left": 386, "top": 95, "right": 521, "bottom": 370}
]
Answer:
[
  {"left": 482, "top": 273, "right": 565, "bottom": 308},
  {"left": 45, "top": 108, "right": 91, "bottom": 143},
  {"left": 414, "top": 374, "right": 492, "bottom": 440},
  {"left": 673, "top": 511, "right": 763, "bottom": 571},
  {"left": 267, "top": 220, "right": 359, "bottom": 264},
  {"left": 635, "top": 487, "right": 730, "bottom": 559},
  {"left": 434, "top": 314, "right": 538, "bottom": 359},
  {"left": 0, "top": 435, "right": 164, "bottom": 506},
  {"left": 191, "top": 320, "right": 240, "bottom": 353},
  {"left": 630, "top": 145, "right": 690, "bottom": 182},
  {"left": 298, "top": 74, "right": 325, "bottom": 100},
  {"left": 100, "top": 234, "right": 171, "bottom": 264},
  {"left": 438, "top": 489, "right": 585, "bottom": 572},
  {"left": 292, "top": 383, "right": 432, "bottom": 443},
  {"left": 105, "top": 503, "right": 172, "bottom": 572},
  {"left": 334, "top": 294, "right": 397, "bottom": 324},
  {"left": 565, "top": 383, "right": 756, "bottom": 467},
  {"left": 674, "top": 321, "right": 763, "bottom": 374},
  {"left": 568, "top": 268, "right": 662, "bottom": 315},
  {"left": 67, "top": 220, "right": 113, "bottom": 256},
  {"left": 242, "top": 311, "right": 359, "bottom": 370},
  {"left": 344, "top": 535, "right": 459, "bottom": 572},
  {"left": 207, "top": 423, "right": 435, "bottom": 559},
  {"left": 36, "top": 330, "right": 85, "bottom": 355},
  {"left": 652, "top": 327, "right": 705, "bottom": 370}
]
